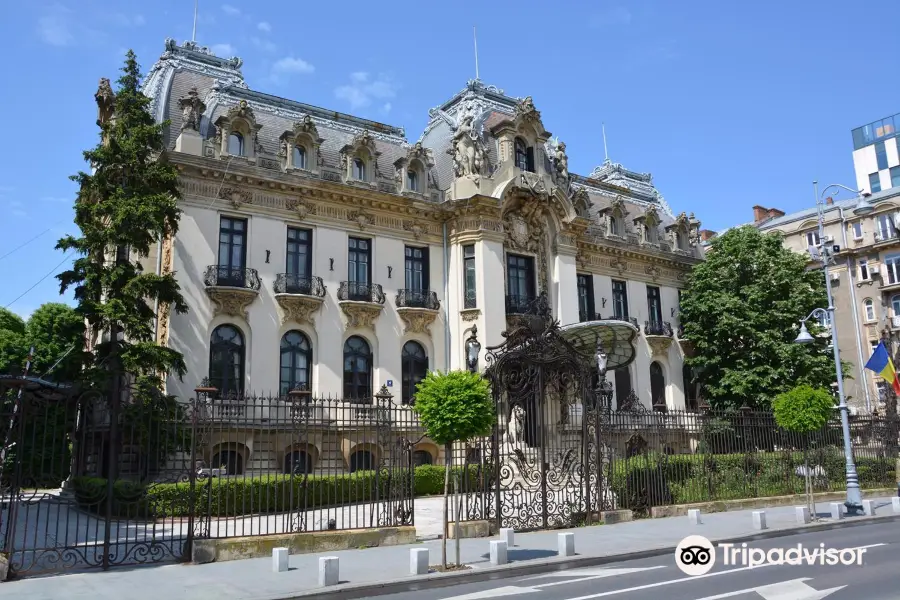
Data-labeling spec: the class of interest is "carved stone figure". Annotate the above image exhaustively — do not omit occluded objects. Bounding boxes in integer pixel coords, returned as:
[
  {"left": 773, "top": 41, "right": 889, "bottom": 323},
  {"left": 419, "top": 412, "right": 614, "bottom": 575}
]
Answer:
[
  {"left": 554, "top": 141, "right": 569, "bottom": 183},
  {"left": 95, "top": 78, "right": 115, "bottom": 127},
  {"left": 451, "top": 114, "right": 478, "bottom": 177},
  {"left": 507, "top": 404, "right": 526, "bottom": 445},
  {"left": 178, "top": 87, "right": 206, "bottom": 132}
]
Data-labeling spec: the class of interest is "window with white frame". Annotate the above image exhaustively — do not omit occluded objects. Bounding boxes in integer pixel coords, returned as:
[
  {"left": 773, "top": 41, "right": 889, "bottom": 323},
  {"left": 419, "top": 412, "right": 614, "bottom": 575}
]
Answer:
[
  {"left": 892, "top": 294, "right": 900, "bottom": 318},
  {"left": 877, "top": 214, "right": 893, "bottom": 240},
  {"left": 864, "top": 298, "right": 876, "bottom": 322},
  {"left": 852, "top": 221, "right": 863, "bottom": 240},
  {"left": 859, "top": 259, "right": 870, "bottom": 281},
  {"left": 805, "top": 230, "right": 820, "bottom": 248},
  {"left": 885, "top": 255, "right": 900, "bottom": 284}
]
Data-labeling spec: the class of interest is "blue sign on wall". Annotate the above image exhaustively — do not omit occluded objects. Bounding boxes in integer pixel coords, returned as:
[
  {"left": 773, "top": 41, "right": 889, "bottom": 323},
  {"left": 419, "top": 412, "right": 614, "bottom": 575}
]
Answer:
[{"left": 386, "top": 380, "right": 393, "bottom": 387}]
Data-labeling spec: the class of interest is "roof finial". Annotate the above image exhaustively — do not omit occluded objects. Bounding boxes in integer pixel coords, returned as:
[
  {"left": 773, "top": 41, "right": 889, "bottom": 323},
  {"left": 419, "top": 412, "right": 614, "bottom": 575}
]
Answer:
[
  {"left": 192, "top": 0, "right": 199, "bottom": 42},
  {"left": 602, "top": 122, "right": 609, "bottom": 162},
  {"left": 473, "top": 25, "right": 479, "bottom": 80}
]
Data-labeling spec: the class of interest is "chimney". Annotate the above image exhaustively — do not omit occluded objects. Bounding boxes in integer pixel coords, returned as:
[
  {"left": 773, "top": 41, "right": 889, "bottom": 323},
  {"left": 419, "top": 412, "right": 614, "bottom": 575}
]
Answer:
[
  {"left": 767, "top": 208, "right": 785, "bottom": 219},
  {"left": 752, "top": 205, "right": 770, "bottom": 224},
  {"left": 700, "top": 229, "right": 716, "bottom": 242},
  {"left": 825, "top": 197, "right": 834, "bottom": 205}
]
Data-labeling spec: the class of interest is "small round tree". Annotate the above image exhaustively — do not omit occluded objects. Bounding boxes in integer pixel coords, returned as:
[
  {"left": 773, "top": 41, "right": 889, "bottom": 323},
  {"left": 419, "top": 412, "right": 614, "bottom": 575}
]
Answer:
[
  {"left": 773, "top": 385, "right": 835, "bottom": 516},
  {"left": 413, "top": 370, "right": 494, "bottom": 569}
]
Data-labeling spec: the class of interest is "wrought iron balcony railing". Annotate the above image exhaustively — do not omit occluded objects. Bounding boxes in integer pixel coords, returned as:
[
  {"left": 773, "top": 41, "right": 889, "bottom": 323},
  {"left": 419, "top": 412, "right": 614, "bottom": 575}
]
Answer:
[
  {"left": 395, "top": 289, "right": 441, "bottom": 310},
  {"left": 645, "top": 320, "right": 674, "bottom": 337},
  {"left": 338, "top": 281, "right": 386, "bottom": 304},
  {"left": 505, "top": 294, "right": 536, "bottom": 315},
  {"left": 273, "top": 274, "right": 326, "bottom": 297},
  {"left": 203, "top": 265, "right": 261, "bottom": 290},
  {"left": 610, "top": 315, "right": 640, "bottom": 328},
  {"left": 579, "top": 311, "right": 602, "bottom": 323}
]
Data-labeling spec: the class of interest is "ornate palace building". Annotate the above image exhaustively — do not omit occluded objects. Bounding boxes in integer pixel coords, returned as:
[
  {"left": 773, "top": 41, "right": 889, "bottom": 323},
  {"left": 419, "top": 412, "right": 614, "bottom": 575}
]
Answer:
[{"left": 139, "top": 39, "right": 704, "bottom": 413}]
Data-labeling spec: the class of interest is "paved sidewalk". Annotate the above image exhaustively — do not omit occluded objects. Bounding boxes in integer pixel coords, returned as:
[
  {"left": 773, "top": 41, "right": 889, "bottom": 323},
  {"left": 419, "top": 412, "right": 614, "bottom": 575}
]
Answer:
[{"left": 3, "top": 496, "right": 897, "bottom": 600}]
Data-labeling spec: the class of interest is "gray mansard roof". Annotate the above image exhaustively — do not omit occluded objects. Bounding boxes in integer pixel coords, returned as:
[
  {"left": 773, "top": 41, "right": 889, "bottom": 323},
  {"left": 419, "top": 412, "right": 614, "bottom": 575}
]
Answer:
[{"left": 143, "top": 39, "right": 685, "bottom": 233}]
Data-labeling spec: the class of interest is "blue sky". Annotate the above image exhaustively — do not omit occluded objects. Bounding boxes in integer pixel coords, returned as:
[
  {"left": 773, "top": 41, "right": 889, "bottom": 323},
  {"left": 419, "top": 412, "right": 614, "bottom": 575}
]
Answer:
[{"left": 1, "top": 0, "right": 897, "bottom": 318}]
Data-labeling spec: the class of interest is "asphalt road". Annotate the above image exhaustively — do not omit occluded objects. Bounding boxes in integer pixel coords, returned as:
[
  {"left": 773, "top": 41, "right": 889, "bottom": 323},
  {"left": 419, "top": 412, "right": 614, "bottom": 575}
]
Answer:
[{"left": 361, "top": 522, "right": 900, "bottom": 600}]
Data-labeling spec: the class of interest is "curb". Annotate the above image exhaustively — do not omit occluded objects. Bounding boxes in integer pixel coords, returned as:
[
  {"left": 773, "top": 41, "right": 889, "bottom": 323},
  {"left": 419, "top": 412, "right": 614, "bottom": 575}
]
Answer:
[{"left": 273, "top": 511, "right": 900, "bottom": 600}]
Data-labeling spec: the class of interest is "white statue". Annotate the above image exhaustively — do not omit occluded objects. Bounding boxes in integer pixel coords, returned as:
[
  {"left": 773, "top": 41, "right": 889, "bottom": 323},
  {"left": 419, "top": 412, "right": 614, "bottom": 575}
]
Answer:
[
  {"left": 554, "top": 141, "right": 569, "bottom": 183},
  {"left": 452, "top": 113, "right": 477, "bottom": 177},
  {"left": 507, "top": 404, "right": 526, "bottom": 445}
]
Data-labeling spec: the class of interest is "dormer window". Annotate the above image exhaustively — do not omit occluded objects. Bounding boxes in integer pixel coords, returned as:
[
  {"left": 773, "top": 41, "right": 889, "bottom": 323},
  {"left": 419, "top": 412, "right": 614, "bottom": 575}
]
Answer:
[
  {"left": 353, "top": 158, "right": 366, "bottom": 181},
  {"left": 407, "top": 170, "right": 418, "bottom": 192},
  {"left": 293, "top": 145, "right": 307, "bottom": 169},
  {"left": 228, "top": 133, "right": 244, "bottom": 156},
  {"left": 609, "top": 216, "right": 619, "bottom": 236},
  {"left": 514, "top": 137, "right": 535, "bottom": 172}
]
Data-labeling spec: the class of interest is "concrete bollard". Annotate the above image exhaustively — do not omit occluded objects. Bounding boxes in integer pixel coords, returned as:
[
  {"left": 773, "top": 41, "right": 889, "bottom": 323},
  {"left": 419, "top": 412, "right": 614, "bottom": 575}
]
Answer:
[
  {"left": 490, "top": 540, "right": 508, "bottom": 565},
  {"left": 318, "top": 556, "right": 339, "bottom": 587},
  {"left": 863, "top": 499, "right": 876, "bottom": 516},
  {"left": 892, "top": 497, "right": 900, "bottom": 514},
  {"left": 500, "top": 528, "right": 515, "bottom": 547},
  {"left": 558, "top": 532, "right": 575, "bottom": 557},
  {"left": 752, "top": 510, "right": 767, "bottom": 530},
  {"left": 687, "top": 509, "right": 702, "bottom": 525},
  {"left": 830, "top": 502, "right": 844, "bottom": 520},
  {"left": 272, "top": 547, "right": 289, "bottom": 573},
  {"left": 794, "top": 506, "right": 811, "bottom": 524},
  {"left": 410, "top": 548, "right": 429, "bottom": 575}
]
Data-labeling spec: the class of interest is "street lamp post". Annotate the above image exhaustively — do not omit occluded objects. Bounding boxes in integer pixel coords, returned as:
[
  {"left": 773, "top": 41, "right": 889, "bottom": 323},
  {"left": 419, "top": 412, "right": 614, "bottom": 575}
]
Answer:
[
  {"left": 791, "top": 182, "right": 865, "bottom": 514},
  {"left": 465, "top": 325, "right": 482, "bottom": 373}
]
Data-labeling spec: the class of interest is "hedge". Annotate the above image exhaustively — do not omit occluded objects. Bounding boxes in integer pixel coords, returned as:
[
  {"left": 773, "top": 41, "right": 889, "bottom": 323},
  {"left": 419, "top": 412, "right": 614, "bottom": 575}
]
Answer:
[
  {"left": 609, "top": 449, "right": 895, "bottom": 514},
  {"left": 71, "top": 464, "right": 490, "bottom": 519}
]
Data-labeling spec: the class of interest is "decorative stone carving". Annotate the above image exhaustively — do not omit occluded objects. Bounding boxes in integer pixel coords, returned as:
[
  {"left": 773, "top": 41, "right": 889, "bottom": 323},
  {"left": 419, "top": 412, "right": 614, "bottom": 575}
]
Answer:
[
  {"left": 397, "top": 307, "right": 439, "bottom": 335},
  {"left": 348, "top": 210, "right": 374, "bottom": 230},
  {"left": 178, "top": 87, "right": 206, "bottom": 132},
  {"left": 219, "top": 186, "right": 252, "bottom": 209},
  {"left": 155, "top": 235, "right": 175, "bottom": 350},
  {"left": 460, "top": 309, "right": 481, "bottom": 322},
  {"left": 275, "top": 294, "right": 323, "bottom": 325},
  {"left": 95, "top": 78, "right": 115, "bottom": 127},
  {"left": 206, "top": 288, "right": 257, "bottom": 320},
  {"left": 515, "top": 96, "right": 542, "bottom": 126},
  {"left": 449, "top": 113, "right": 487, "bottom": 181},
  {"left": 339, "top": 302, "right": 383, "bottom": 329},
  {"left": 646, "top": 335, "right": 673, "bottom": 358},
  {"left": 570, "top": 186, "right": 590, "bottom": 216},
  {"left": 225, "top": 99, "right": 257, "bottom": 126},
  {"left": 520, "top": 172, "right": 548, "bottom": 197},
  {"left": 280, "top": 115, "right": 325, "bottom": 170},
  {"left": 285, "top": 197, "right": 317, "bottom": 220},
  {"left": 610, "top": 256, "right": 628, "bottom": 275},
  {"left": 645, "top": 264, "right": 661, "bottom": 281},
  {"left": 634, "top": 205, "right": 662, "bottom": 245},
  {"left": 403, "top": 220, "right": 426, "bottom": 239},
  {"left": 339, "top": 129, "right": 381, "bottom": 180},
  {"left": 553, "top": 141, "right": 569, "bottom": 184}
]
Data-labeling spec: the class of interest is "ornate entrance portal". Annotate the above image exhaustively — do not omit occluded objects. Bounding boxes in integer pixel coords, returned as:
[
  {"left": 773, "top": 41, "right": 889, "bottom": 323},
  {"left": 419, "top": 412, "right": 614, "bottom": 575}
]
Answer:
[{"left": 472, "top": 293, "right": 638, "bottom": 531}]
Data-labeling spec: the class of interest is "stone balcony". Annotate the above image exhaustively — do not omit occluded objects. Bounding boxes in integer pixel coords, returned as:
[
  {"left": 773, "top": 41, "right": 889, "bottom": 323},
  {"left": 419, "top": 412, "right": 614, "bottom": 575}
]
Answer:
[
  {"left": 644, "top": 320, "right": 674, "bottom": 358},
  {"left": 273, "top": 274, "right": 326, "bottom": 325},
  {"left": 203, "top": 265, "right": 261, "bottom": 319},
  {"left": 395, "top": 289, "right": 441, "bottom": 335},
  {"left": 337, "top": 281, "right": 386, "bottom": 329}
]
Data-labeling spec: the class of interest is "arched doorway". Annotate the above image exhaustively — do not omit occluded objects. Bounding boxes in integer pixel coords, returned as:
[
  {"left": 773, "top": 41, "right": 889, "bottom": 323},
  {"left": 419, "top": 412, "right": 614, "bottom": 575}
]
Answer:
[
  {"left": 284, "top": 450, "right": 313, "bottom": 475},
  {"left": 211, "top": 448, "right": 244, "bottom": 475},
  {"left": 650, "top": 362, "right": 666, "bottom": 412},
  {"left": 349, "top": 449, "right": 374, "bottom": 473}
]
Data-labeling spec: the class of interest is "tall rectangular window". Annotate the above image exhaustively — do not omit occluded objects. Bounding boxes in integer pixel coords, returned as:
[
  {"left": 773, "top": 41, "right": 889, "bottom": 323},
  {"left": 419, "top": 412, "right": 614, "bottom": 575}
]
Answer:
[
  {"left": 886, "top": 255, "right": 900, "bottom": 285},
  {"left": 463, "top": 245, "right": 476, "bottom": 308},
  {"left": 876, "top": 141, "right": 888, "bottom": 170},
  {"left": 286, "top": 227, "right": 312, "bottom": 278},
  {"left": 506, "top": 254, "right": 536, "bottom": 313},
  {"left": 859, "top": 259, "right": 870, "bottom": 281},
  {"left": 646, "top": 285, "right": 663, "bottom": 326},
  {"left": 891, "top": 166, "right": 900, "bottom": 189},
  {"left": 852, "top": 221, "right": 864, "bottom": 239},
  {"left": 577, "top": 274, "right": 595, "bottom": 322},
  {"left": 404, "top": 246, "right": 429, "bottom": 291},
  {"left": 348, "top": 237, "right": 371, "bottom": 300},
  {"left": 218, "top": 216, "right": 247, "bottom": 286},
  {"left": 870, "top": 172, "right": 882, "bottom": 193},
  {"left": 878, "top": 214, "right": 893, "bottom": 240},
  {"left": 612, "top": 280, "right": 629, "bottom": 320},
  {"left": 805, "top": 231, "right": 820, "bottom": 248}
]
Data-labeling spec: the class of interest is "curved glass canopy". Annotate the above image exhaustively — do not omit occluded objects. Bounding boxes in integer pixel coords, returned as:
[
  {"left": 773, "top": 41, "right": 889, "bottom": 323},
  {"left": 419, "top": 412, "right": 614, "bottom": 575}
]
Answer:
[{"left": 558, "top": 320, "right": 639, "bottom": 370}]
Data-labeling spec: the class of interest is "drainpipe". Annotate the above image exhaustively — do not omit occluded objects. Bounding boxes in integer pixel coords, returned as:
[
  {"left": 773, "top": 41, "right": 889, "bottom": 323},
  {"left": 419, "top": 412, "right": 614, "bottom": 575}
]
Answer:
[
  {"left": 840, "top": 206, "right": 872, "bottom": 412},
  {"left": 443, "top": 222, "right": 451, "bottom": 371}
]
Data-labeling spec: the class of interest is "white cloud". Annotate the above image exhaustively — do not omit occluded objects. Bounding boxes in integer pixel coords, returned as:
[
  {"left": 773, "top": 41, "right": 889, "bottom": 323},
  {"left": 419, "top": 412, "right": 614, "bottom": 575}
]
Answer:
[
  {"left": 251, "top": 36, "right": 277, "bottom": 52},
  {"left": 272, "top": 56, "right": 315, "bottom": 75},
  {"left": 382, "top": 103, "right": 392, "bottom": 114},
  {"left": 334, "top": 72, "right": 398, "bottom": 110},
  {"left": 37, "top": 4, "right": 75, "bottom": 47},
  {"left": 257, "top": 21, "right": 271, "bottom": 32},
  {"left": 589, "top": 6, "right": 632, "bottom": 27},
  {"left": 211, "top": 43, "right": 237, "bottom": 57},
  {"left": 221, "top": 4, "right": 241, "bottom": 16}
]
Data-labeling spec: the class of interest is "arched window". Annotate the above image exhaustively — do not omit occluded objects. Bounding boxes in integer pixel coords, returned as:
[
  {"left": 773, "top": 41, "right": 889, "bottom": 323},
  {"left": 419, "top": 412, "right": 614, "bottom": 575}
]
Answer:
[
  {"left": 401, "top": 341, "right": 428, "bottom": 405},
  {"left": 614, "top": 367, "right": 632, "bottom": 410},
  {"left": 209, "top": 324, "right": 244, "bottom": 397},
  {"left": 864, "top": 298, "right": 876, "bottom": 322},
  {"left": 413, "top": 450, "right": 433, "bottom": 467},
  {"left": 212, "top": 448, "right": 244, "bottom": 475},
  {"left": 343, "top": 336, "right": 372, "bottom": 401},
  {"left": 284, "top": 450, "right": 313, "bottom": 475},
  {"left": 609, "top": 216, "right": 619, "bottom": 236},
  {"left": 353, "top": 158, "right": 366, "bottom": 180},
  {"left": 228, "top": 132, "right": 244, "bottom": 156},
  {"left": 650, "top": 362, "right": 666, "bottom": 412},
  {"left": 280, "top": 331, "right": 312, "bottom": 395},
  {"left": 293, "top": 145, "right": 307, "bottom": 169},
  {"left": 515, "top": 137, "right": 534, "bottom": 172},
  {"left": 349, "top": 450, "right": 374, "bottom": 473},
  {"left": 407, "top": 169, "right": 418, "bottom": 192}
]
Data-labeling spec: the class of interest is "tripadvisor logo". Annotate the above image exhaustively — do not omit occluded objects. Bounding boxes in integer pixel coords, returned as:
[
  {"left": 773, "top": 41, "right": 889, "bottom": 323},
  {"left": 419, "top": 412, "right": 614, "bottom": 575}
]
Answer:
[{"left": 675, "top": 535, "right": 716, "bottom": 576}]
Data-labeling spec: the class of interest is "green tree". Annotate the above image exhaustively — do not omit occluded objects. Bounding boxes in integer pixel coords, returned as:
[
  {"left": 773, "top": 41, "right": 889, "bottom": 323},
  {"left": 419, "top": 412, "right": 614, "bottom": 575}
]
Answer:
[
  {"left": 412, "top": 370, "right": 495, "bottom": 569},
  {"left": 56, "top": 50, "right": 187, "bottom": 394},
  {"left": 25, "top": 303, "right": 86, "bottom": 381},
  {"left": 680, "top": 226, "right": 839, "bottom": 410},
  {"left": 773, "top": 385, "right": 835, "bottom": 514},
  {"left": 0, "top": 308, "right": 26, "bottom": 376}
]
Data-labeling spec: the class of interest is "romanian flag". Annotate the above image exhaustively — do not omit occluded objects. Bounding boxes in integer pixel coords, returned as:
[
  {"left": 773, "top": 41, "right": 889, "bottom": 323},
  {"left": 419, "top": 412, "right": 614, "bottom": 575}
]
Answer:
[{"left": 865, "top": 342, "right": 900, "bottom": 395}]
